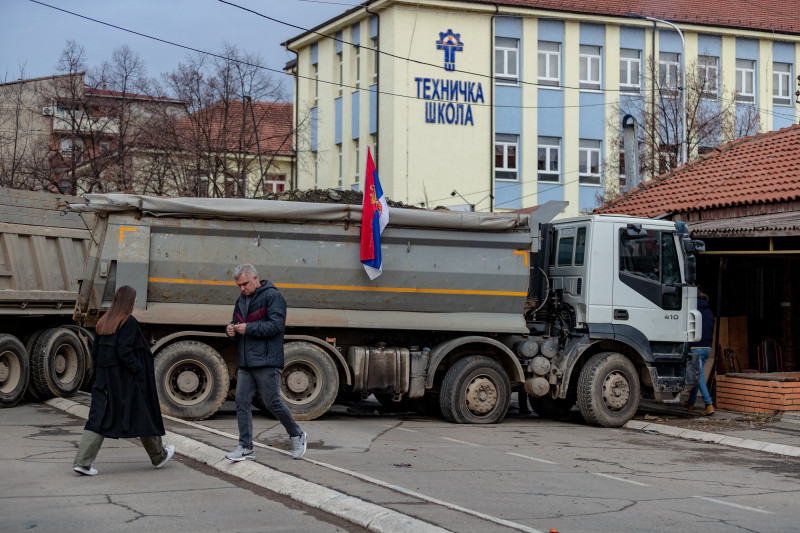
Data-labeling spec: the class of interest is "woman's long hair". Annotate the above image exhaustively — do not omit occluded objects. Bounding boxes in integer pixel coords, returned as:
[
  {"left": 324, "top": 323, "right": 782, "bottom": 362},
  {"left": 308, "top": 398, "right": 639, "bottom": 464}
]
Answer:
[{"left": 95, "top": 286, "right": 136, "bottom": 335}]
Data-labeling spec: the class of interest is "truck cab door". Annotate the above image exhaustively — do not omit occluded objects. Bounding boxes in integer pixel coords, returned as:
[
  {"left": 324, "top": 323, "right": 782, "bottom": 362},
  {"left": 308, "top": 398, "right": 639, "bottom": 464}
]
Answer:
[{"left": 612, "top": 224, "right": 689, "bottom": 342}]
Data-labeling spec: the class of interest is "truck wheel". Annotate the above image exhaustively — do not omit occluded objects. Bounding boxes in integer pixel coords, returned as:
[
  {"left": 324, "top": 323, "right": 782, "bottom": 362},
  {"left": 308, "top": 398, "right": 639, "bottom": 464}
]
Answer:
[
  {"left": 155, "top": 341, "right": 228, "bottom": 421},
  {"left": 282, "top": 342, "right": 338, "bottom": 421},
  {"left": 439, "top": 356, "right": 510, "bottom": 424},
  {"left": 528, "top": 392, "right": 577, "bottom": 419},
  {"left": 577, "top": 352, "right": 640, "bottom": 427},
  {"left": 0, "top": 335, "right": 29, "bottom": 408},
  {"left": 30, "top": 328, "right": 86, "bottom": 399}
]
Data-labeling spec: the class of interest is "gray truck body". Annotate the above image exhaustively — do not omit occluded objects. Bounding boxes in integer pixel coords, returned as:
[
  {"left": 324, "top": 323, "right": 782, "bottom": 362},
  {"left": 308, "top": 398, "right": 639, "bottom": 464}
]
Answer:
[
  {"left": 0, "top": 188, "right": 95, "bottom": 405},
  {"left": 67, "top": 193, "right": 700, "bottom": 427}
]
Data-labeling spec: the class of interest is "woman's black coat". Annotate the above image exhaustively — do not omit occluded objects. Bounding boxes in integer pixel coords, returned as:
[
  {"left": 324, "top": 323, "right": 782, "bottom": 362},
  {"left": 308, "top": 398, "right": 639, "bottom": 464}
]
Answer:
[{"left": 85, "top": 316, "right": 165, "bottom": 438}]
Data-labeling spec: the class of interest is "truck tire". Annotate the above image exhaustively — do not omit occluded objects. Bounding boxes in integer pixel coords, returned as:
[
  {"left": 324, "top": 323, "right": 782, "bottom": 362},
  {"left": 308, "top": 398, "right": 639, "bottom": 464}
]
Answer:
[
  {"left": 439, "top": 356, "right": 510, "bottom": 424},
  {"left": 577, "top": 352, "right": 640, "bottom": 427},
  {"left": 529, "top": 392, "right": 577, "bottom": 419},
  {"left": 281, "top": 342, "right": 338, "bottom": 421},
  {"left": 155, "top": 341, "right": 228, "bottom": 421},
  {"left": 23, "top": 331, "right": 45, "bottom": 400},
  {"left": 0, "top": 335, "right": 29, "bottom": 407},
  {"left": 30, "top": 328, "right": 86, "bottom": 399}
]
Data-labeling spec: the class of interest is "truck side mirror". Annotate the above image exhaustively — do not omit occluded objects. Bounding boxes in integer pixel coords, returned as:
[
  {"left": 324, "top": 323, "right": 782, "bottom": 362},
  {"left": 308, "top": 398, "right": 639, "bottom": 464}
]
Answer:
[{"left": 681, "top": 236, "right": 695, "bottom": 253}]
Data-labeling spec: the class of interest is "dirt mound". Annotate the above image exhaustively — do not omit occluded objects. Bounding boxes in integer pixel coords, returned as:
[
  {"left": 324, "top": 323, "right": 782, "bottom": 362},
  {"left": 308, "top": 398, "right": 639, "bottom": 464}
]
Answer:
[{"left": 263, "top": 188, "right": 422, "bottom": 209}]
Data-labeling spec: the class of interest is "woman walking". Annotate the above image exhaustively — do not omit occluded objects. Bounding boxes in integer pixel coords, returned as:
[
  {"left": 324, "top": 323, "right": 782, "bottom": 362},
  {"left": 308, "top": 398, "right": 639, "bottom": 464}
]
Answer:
[{"left": 73, "top": 286, "right": 175, "bottom": 475}]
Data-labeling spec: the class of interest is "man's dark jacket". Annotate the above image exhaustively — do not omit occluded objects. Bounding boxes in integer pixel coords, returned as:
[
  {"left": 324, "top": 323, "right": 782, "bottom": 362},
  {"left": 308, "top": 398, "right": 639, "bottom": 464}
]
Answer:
[
  {"left": 85, "top": 316, "right": 165, "bottom": 438},
  {"left": 230, "top": 280, "right": 286, "bottom": 369},
  {"left": 692, "top": 297, "right": 714, "bottom": 348}
]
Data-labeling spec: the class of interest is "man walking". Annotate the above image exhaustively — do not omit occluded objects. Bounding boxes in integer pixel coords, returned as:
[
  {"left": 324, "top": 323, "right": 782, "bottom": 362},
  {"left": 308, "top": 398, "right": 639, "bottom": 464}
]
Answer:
[{"left": 225, "top": 263, "right": 307, "bottom": 461}]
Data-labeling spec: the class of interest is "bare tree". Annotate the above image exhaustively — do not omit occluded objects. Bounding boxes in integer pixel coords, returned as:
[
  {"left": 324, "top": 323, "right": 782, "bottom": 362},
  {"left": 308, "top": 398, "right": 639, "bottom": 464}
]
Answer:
[
  {"left": 157, "top": 43, "right": 287, "bottom": 198},
  {"left": 602, "top": 55, "right": 761, "bottom": 202}
]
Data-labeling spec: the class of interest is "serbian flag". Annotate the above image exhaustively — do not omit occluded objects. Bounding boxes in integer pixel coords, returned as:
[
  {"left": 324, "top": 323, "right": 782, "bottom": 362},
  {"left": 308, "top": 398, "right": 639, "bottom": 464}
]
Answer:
[{"left": 360, "top": 147, "right": 389, "bottom": 279}]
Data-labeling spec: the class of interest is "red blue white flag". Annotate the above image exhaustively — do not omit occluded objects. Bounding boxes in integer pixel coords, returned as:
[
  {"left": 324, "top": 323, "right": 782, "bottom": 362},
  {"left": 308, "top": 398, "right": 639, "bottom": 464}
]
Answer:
[{"left": 360, "top": 147, "right": 389, "bottom": 280}]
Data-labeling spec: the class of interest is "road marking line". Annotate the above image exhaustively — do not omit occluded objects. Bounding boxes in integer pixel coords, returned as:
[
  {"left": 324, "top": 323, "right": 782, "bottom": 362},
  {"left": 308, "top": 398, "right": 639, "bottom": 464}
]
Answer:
[
  {"left": 506, "top": 452, "right": 557, "bottom": 465},
  {"left": 593, "top": 473, "right": 651, "bottom": 486},
  {"left": 440, "top": 437, "right": 481, "bottom": 446},
  {"left": 161, "top": 414, "right": 542, "bottom": 533},
  {"left": 695, "top": 496, "right": 772, "bottom": 514}
]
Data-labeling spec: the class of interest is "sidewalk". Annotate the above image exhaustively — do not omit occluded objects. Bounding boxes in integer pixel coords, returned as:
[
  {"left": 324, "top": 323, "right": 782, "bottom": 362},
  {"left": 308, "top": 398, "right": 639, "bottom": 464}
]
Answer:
[
  {"left": 628, "top": 399, "right": 800, "bottom": 457},
  {"left": 7, "top": 397, "right": 449, "bottom": 533},
  {"left": 0, "top": 400, "right": 363, "bottom": 533}
]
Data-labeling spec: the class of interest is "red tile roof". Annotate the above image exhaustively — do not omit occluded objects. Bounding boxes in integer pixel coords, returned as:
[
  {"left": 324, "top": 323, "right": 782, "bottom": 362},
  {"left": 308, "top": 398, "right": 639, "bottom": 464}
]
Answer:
[
  {"left": 287, "top": 0, "right": 800, "bottom": 46},
  {"left": 595, "top": 124, "right": 800, "bottom": 218},
  {"left": 472, "top": 0, "right": 800, "bottom": 35},
  {"left": 178, "top": 101, "right": 294, "bottom": 156}
]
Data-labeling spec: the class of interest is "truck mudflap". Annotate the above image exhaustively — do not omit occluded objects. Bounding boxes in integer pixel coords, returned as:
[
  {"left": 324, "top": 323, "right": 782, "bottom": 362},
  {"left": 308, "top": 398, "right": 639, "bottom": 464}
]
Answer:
[{"left": 646, "top": 350, "right": 699, "bottom": 402}]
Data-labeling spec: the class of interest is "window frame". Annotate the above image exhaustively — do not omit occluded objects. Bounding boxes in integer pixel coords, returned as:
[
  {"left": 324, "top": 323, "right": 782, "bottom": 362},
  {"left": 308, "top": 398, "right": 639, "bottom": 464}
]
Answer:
[
  {"left": 355, "top": 46, "right": 361, "bottom": 90},
  {"left": 578, "top": 139, "right": 602, "bottom": 186},
  {"left": 658, "top": 52, "right": 681, "bottom": 95},
  {"left": 263, "top": 174, "right": 286, "bottom": 195},
  {"left": 579, "top": 45, "right": 602, "bottom": 91},
  {"left": 495, "top": 37, "right": 520, "bottom": 85},
  {"left": 494, "top": 133, "right": 519, "bottom": 181},
  {"left": 697, "top": 55, "right": 719, "bottom": 99},
  {"left": 735, "top": 58, "right": 755, "bottom": 102},
  {"left": 337, "top": 144, "right": 343, "bottom": 187},
  {"left": 538, "top": 41, "right": 561, "bottom": 87},
  {"left": 619, "top": 49, "right": 641, "bottom": 93},
  {"left": 537, "top": 137, "right": 561, "bottom": 183},
  {"left": 337, "top": 52, "right": 344, "bottom": 97},
  {"left": 773, "top": 62, "right": 791, "bottom": 106},
  {"left": 313, "top": 64, "right": 319, "bottom": 105}
]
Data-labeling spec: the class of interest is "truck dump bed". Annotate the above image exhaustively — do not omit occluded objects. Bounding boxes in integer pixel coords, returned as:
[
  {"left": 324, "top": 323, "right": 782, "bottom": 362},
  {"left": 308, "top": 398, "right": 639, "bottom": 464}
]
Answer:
[
  {"left": 0, "top": 188, "right": 95, "bottom": 315},
  {"left": 72, "top": 194, "right": 561, "bottom": 334}
]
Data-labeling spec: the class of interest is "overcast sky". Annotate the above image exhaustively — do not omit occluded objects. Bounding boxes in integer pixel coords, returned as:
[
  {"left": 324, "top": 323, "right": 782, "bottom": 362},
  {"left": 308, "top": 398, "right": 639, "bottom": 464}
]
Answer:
[{"left": 1, "top": 0, "right": 358, "bottom": 93}]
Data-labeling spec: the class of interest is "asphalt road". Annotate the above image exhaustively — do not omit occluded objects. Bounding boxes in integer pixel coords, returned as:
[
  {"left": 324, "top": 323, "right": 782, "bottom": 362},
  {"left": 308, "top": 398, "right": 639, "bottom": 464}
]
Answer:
[{"left": 3, "top": 394, "right": 799, "bottom": 533}]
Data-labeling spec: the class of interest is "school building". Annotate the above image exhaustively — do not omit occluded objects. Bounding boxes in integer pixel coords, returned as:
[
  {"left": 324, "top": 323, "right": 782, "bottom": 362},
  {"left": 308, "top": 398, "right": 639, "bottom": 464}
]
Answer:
[{"left": 284, "top": 0, "right": 800, "bottom": 215}]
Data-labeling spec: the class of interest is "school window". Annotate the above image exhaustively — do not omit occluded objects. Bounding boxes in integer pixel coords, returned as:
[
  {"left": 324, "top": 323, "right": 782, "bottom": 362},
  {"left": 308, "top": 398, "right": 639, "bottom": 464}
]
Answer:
[
  {"left": 579, "top": 45, "right": 601, "bottom": 90},
  {"left": 371, "top": 38, "right": 378, "bottom": 84},
  {"left": 60, "top": 137, "right": 84, "bottom": 157},
  {"left": 495, "top": 37, "right": 519, "bottom": 85},
  {"left": 698, "top": 55, "right": 719, "bottom": 98},
  {"left": 537, "top": 137, "right": 560, "bottom": 182},
  {"left": 773, "top": 62, "right": 791, "bottom": 106},
  {"left": 337, "top": 145, "right": 343, "bottom": 187},
  {"left": 354, "top": 142, "right": 360, "bottom": 185},
  {"left": 313, "top": 152, "right": 318, "bottom": 188},
  {"left": 263, "top": 174, "right": 286, "bottom": 194},
  {"left": 620, "top": 49, "right": 641, "bottom": 93},
  {"left": 538, "top": 41, "right": 560, "bottom": 87},
  {"left": 355, "top": 47, "right": 361, "bottom": 90},
  {"left": 494, "top": 134, "right": 519, "bottom": 181},
  {"left": 736, "top": 59, "right": 755, "bottom": 102},
  {"left": 313, "top": 64, "right": 319, "bottom": 104},
  {"left": 578, "top": 140, "right": 601, "bottom": 186},
  {"left": 658, "top": 52, "right": 680, "bottom": 94},
  {"left": 337, "top": 52, "right": 343, "bottom": 97}
]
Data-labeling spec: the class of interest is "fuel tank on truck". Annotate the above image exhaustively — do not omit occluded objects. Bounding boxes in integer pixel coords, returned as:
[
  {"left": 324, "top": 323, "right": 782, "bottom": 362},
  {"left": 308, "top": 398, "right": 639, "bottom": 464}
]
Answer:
[{"left": 70, "top": 195, "right": 564, "bottom": 334}]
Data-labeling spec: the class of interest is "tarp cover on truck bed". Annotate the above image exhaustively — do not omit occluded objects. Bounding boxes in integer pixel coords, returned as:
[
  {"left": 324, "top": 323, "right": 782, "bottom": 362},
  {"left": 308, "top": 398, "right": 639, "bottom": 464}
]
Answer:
[{"left": 70, "top": 194, "right": 532, "bottom": 232}]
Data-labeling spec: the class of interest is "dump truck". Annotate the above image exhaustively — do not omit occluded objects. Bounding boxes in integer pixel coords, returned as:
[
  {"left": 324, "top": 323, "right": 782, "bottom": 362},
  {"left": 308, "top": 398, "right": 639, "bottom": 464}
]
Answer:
[
  {"left": 0, "top": 188, "right": 95, "bottom": 407},
  {"left": 66, "top": 193, "right": 702, "bottom": 427}
]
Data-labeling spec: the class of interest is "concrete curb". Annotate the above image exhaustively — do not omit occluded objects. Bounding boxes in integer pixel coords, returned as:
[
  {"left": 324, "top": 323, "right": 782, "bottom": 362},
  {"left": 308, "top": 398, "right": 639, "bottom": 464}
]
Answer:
[
  {"left": 624, "top": 420, "right": 800, "bottom": 457},
  {"left": 45, "top": 397, "right": 450, "bottom": 533}
]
